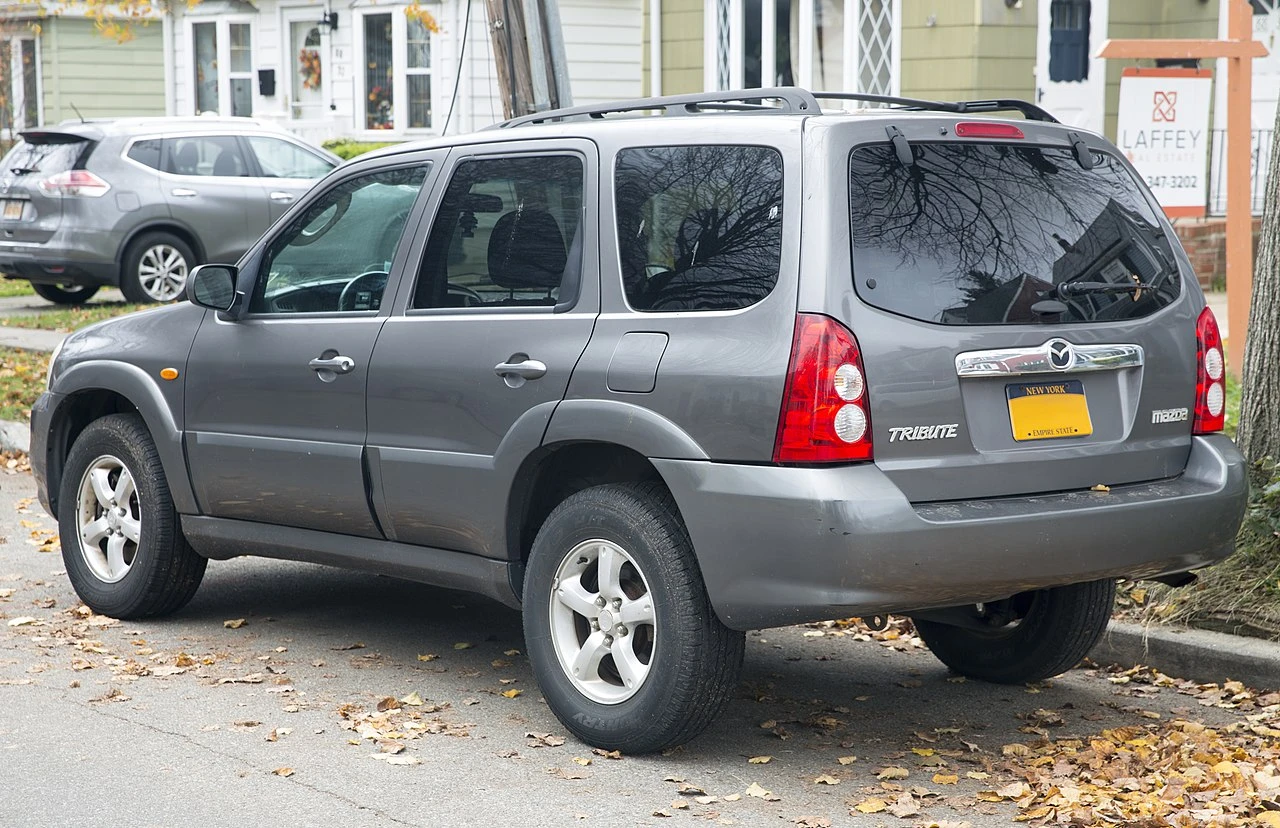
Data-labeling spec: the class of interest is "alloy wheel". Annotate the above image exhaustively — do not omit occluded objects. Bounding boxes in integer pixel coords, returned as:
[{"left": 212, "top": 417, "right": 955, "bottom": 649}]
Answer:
[
  {"left": 75, "top": 454, "right": 142, "bottom": 583},
  {"left": 137, "top": 244, "right": 189, "bottom": 301}
]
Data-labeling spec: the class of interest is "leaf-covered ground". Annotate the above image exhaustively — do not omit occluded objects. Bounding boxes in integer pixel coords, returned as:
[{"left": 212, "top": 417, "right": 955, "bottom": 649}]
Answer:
[
  {"left": 0, "top": 347, "right": 48, "bottom": 421},
  {"left": 0, "top": 279, "right": 33, "bottom": 298},
  {"left": 3, "top": 302, "right": 151, "bottom": 332}
]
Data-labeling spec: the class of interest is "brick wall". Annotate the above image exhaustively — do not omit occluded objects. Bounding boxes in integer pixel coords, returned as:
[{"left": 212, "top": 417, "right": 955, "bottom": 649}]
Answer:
[{"left": 1171, "top": 217, "right": 1263, "bottom": 291}]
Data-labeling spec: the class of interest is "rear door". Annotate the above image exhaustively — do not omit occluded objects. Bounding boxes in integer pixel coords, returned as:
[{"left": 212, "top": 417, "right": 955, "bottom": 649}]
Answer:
[
  {"left": 160, "top": 134, "right": 270, "bottom": 262},
  {"left": 0, "top": 132, "right": 92, "bottom": 244},
  {"left": 365, "top": 140, "right": 599, "bottom": 555},
  {"left": 823, "top": 120, "right": 1198, "bottom": 502}
]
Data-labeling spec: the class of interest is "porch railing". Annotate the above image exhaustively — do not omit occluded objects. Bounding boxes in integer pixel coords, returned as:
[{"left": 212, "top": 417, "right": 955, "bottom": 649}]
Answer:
[{"left": 1207, "top": 127, "right": 1272, "bottom": 215}]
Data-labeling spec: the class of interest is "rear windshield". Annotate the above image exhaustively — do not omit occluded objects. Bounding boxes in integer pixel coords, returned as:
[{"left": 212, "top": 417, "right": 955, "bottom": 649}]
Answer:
[
  {"left": 1, "top": 138, "right": 86, "bottom": 178},
  {"left": 848, "top": 143, "right": 1181, "bottom": 325}
]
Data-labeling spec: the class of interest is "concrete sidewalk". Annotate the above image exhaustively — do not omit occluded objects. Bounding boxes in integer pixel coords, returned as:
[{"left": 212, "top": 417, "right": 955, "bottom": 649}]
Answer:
[{"left": 0, "top": 325, "right": 65, "bottom": 352}]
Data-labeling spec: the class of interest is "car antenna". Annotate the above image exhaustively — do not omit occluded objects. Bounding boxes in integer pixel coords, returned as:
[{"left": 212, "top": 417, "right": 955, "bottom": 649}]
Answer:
[{"left": 69, "top": 102, "right": 86, "bottom": 123}]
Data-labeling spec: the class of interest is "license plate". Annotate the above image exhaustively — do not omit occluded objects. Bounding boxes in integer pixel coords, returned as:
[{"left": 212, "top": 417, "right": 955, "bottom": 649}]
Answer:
[
  {"left": 1006, "top": 380, "right": 1093, "bottom": 441},
  {"left": 2, "top": 200, "right": 23, "bottom": 220}
]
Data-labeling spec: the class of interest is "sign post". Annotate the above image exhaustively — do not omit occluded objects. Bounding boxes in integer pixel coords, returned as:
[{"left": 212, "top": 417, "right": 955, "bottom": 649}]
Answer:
[{"left": 1116, "top": 68, "right": 1213, "bottom": 219}]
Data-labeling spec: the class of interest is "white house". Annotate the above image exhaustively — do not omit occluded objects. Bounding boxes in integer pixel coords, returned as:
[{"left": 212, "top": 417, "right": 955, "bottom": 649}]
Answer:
[{"left": 167, "top": 0, "right": 642, "bottom": 142}]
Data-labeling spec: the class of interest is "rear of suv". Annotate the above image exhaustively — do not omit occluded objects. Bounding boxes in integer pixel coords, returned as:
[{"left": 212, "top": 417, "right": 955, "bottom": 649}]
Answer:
[
  {"left": 0, "top": 116, "right": 337, "bottom": 304},
  {"left": 30, "top": 88, "right": 1246, "bottom": 754}
]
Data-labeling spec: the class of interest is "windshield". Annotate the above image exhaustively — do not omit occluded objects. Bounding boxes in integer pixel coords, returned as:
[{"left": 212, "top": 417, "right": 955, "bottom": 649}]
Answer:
[{"left": 848, "top": 143, "right": 1181, "bottom": 325}]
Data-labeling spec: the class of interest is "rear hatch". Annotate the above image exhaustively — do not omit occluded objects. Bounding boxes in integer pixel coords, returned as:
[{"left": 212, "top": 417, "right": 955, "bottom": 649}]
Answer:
[
  {"left": 833, "top": 121, "right": 1197, "bottom": 502},
  {"left": 0, "top": 131, "right": 94, "bottom": 244}
]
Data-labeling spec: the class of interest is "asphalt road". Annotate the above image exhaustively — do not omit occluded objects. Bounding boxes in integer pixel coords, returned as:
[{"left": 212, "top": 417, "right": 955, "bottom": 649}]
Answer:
[{"left": 0, "top": 469, "right": 1254, "bottom": 828}]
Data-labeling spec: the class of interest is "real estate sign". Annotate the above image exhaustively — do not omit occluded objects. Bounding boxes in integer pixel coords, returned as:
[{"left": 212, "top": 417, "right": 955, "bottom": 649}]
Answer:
[{"left": 1115, "top": 68, "right": 1213, "bottom": 218}]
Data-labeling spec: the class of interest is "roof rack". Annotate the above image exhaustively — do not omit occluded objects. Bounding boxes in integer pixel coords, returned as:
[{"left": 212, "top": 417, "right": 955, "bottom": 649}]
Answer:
[
  {"left": 490, "top": 86, "right": 1057, "bottom": 129},
  {"left": 491, "top": 87, "right": 821, "bottom": 128}
]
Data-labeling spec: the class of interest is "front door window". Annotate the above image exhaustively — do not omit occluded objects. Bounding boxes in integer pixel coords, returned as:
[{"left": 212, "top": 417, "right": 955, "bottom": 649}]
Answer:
[{"left": 290, "top": 21, "right": 325, "bottom": 120}]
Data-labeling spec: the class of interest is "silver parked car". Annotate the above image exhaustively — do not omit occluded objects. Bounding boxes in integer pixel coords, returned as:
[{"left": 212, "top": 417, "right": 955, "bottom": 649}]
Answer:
[
  {"left": 31, "top": 88, "right": 1247, "bottom": 753},
  {"left": 0, "top": 116, "right": 338, "bottom": 304}
]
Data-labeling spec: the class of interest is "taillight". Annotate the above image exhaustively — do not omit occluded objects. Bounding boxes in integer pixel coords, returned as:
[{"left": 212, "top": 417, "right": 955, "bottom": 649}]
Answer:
[
  {"left": 38, "top": 170, "right": 110, "bottom": 198},
  {"left": 773, "top": 314, "right": 873, "bottom": 463},
  {"left": 1193, "top": 306, "right": 1226, "bottom": 434},
  {"left": 954, "top": 122, "right": 1025, "bottom": 139}
]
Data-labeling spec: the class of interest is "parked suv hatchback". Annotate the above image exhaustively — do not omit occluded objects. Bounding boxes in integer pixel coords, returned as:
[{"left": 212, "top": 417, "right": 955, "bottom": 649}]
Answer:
[
  {"left": 31, "top": 89, "right": 1247, "bottom": 753},
  {"left": 0, "top": 116, "right": 337, "bottom": 304}
]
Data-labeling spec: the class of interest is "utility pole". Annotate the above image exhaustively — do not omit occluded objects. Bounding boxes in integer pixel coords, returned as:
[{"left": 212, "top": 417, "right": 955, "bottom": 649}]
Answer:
[{"left": 484, "top": 0, "right": 574, "bottom": 120}]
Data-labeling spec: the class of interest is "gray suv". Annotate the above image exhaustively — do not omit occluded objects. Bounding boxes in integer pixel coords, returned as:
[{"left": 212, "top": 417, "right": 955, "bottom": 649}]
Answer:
[
  {"left": 0, "top": 116, "right": 337, "bottom": 304},
  {"left": 30, "top": 88, "right": 1247, "bottom": 753}
]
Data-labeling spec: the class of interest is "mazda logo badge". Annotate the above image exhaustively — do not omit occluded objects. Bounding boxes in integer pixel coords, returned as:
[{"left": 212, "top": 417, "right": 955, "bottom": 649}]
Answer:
[{"left": 1046, "top": 339, "right": 1075, "bottom": 371}]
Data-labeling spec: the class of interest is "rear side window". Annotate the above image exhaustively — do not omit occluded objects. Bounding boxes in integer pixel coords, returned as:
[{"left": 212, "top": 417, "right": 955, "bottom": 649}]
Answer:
[
  {"left": 848, "top": 143, "right": 1181, "bottom": 325},
  {"left": 615, "top": 145, "right": 782, "bottom": 312},
  {"left": 127, "top": 139, "right": 162, "bottom": 170},
  {"left": 163, "top": 135, "right": 250, "bottom": 177}
]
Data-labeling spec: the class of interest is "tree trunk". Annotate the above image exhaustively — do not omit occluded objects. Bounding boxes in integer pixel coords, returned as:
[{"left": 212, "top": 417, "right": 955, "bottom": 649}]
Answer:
[{"left": 1236, "top": 103, "right": 1280, "bottom": 464}]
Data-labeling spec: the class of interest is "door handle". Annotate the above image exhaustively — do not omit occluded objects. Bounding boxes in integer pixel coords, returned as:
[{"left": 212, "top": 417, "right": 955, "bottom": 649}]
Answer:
[
  {"left": 494, "top": 357, "right": 547, "bottom": 381},
  {"left": 309, "top": 355, "right": 355, "bottom": 374},
  {"left": 171, "top": 188, "right": 198, "bottom": 198},
  {"left": 270, "top": 191, "right": 296, "bottom": 203}
]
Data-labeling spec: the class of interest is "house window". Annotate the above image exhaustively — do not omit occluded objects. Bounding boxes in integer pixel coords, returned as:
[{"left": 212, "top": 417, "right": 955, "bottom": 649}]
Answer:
[
  {"left": 0, "top": 36, "right": 40, "bottom": 133},
  {"left": 713, "top": 1, "right": 895, "bottom": 95},
  {"left": 190, "top": 18, "right": 254, "bottom": 116},
  {"left": 1048, "top": 0, "right": 1090, "bottom": 83},
  {"left": 359, "top": 10, "right": 436, "bottom": 132}
]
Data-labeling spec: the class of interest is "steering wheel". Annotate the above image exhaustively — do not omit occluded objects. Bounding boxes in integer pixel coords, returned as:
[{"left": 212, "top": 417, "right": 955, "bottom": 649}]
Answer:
[
  {"left": 446, "top": 283, "right": 484, "bottom": 307},
  {"left": 338, "top": 270, "right": 389, "bottom": 312}
]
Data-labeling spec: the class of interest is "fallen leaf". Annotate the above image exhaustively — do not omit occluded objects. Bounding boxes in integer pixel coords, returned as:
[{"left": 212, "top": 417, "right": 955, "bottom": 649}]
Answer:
[
  {"left": 676, "top": 783, "right": 706, "bottom": 796},
  {"left": 852, "top": 798, "right": 887, "bottom": 814},
  {"left": 837, "top": 755, "right": 857, "bottom": 765},
  {"left": 7, "top": 617, "right": 37, "bottom": 627},
  {"left": 376, "top": 696, "right": 401, "bottom": 712},
  {"left": 1258, "top": 813, "right": 1280, "bottom": 828},
  {"left": 332, "top": 642, "right": 365, "bottom": 651},
  {"left": 504, "top": 649, "right": 521, "bottom": 656},
  {"left": 525, "top": 732, "right": 565, "bottom": 748},
  {"left": 888, "top": 793, "right": 921, "bottom": 818},
  {"left": 416, "top": 653, "right": 438, "bottom": 662},
  {"left": 745, "top": 782, "right": 772, "bottom": 799},
  {"left": 271, "top": 767, "right": 293, "bottom": 777},
  {"left": 453, "top": 642, "right": 472, "bottom": 650},
  {"left": 223, "top": 618, "right": 246, "bottom": 629},
  {"left": 571, "top": 757, "right": 591, "bottom": 766},
  {"left": 932, "top": 773, "right": 959, "bottom": 785},
  {"left": 591, "top": 749, "right": 623, "bottom": 760},
  {"left": 669, "top": 800, "right": 689, "bottom": 810},
  {"left": 814, "top": 774, "right": 840, "bottom": 785},
  {"left": 794, "top": 817, "right": 832, "bottom": 828},
  {"left": 723, "top": 793, "right": 741, "bottom": 802},
  {"left": 370, "top": 754, "right": 421, "bottom": 766},
  {"left": 500, "top": 689, "right": 522, "bottom": 699},
  {"left": 748, "top": 755, "right": 772, "bottom": 764},
  {"left": 876, "top": 766, "right": 909, "bottom": 780},
  {"left": 1091, "top": 483, "right": 1111, "bottom": 492}
]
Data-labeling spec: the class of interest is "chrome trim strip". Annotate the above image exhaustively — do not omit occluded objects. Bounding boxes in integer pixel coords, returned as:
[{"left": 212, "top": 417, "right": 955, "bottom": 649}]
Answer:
[{"left": 955, "top": 340, "right": 1145, "bottom": 377}]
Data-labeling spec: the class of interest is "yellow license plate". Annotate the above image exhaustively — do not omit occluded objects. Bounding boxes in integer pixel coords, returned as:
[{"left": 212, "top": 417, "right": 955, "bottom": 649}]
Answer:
[
  {"left": 2, "top": 200, "right": 23, "bottom": 220},
  {"left": 1006, "top": 380, "right": 1093, "bottom": 441}
]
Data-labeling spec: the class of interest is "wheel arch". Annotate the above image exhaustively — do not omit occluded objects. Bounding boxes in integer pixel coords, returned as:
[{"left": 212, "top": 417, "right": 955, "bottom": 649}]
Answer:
[
  {"left": 45, "top": 362, "right": 196, "bottom": 519},
  {"left": 115, "top": 222, "right": 206, "bottom": 269}
]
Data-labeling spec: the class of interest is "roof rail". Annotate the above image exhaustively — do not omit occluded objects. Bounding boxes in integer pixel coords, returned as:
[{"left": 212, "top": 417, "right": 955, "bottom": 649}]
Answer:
[
  {"left": 490, "top": 87, "right": 821, "bottom": 129},
  {"left": 489, "top": 86, "right": 1058, "bottom": 129},
  {"left": 811, "top": 92, "right": 1060, "bottom": 123}
]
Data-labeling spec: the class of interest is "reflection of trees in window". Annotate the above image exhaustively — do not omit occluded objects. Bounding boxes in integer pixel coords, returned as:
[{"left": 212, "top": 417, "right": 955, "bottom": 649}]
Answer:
[
  {"left": 616, "top": 145, "right": 783, "bottom": 312},
  {"left": 849, "top": 143, "right": 1179, "bottom": 325}
]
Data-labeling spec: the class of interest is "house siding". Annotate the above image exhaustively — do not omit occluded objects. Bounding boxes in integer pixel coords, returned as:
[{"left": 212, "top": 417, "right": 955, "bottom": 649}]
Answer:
[
  {"left": 899, "top": 0, "right": 1037, "bottom": 102},
  {"left": 41, "top": 17, "right": 166, "bottom": 123},
  {"left": 645, "top": 0, "right": 702, "bottom": 95}
]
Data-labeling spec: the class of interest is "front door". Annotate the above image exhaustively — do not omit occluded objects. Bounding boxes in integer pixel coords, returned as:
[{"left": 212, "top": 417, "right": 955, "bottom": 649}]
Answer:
[
  {"left": 1036, "top": 0, "right": 1108, "bottom": 134},
  {"left": 366, "top": 142, "right": 600, "bottom": 555},
  {"left": 184, "top": 160, "right": 436, "bottom": 537}
]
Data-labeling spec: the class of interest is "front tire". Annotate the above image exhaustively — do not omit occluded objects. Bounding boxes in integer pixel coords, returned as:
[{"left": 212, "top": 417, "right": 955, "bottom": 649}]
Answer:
[
  {"left": 120, "top": 232, "right": 195, "bottom": 303},
  {"left": 523, "top": 482, "right": 744, "bottom": 753},
  {"left": 58, "top": 414, "right": 206, "bottom": 619},
  {"left": 912, "top": 579, "right": 1116, "bottom": 684},
  {"left": 31, "top": 282, "right": 99, "bottom": 305}
]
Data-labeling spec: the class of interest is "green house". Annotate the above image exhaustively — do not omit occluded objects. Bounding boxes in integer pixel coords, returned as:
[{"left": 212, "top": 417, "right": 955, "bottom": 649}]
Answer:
[{"left": 0, "top": 8, "right": 165, "bottom": 136}]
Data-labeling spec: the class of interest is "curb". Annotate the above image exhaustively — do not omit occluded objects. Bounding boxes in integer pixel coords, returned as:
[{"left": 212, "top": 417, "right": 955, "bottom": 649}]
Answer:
[
  {"left": 0, "top": 419, "right": 29, "bottom": 454},
  {"left": 1091, "top": 621, "right": 1279, "bottom": 692},
  {"left": 0, "top": 325, "right": 65, "bottom": 353}
]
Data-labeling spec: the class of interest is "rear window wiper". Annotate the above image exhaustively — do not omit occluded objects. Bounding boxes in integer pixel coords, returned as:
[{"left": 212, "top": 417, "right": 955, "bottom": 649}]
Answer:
[
  {"left": 7, "top": 166, "right": 38, "bottom": 175},
  {"left": 1055, "top": 280, "right": 1155, "bottom": 298}
]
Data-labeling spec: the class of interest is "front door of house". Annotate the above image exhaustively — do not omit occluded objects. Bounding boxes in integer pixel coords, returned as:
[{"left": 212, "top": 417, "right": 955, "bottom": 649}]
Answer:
[{"left": 1036, "top": 0, "right": 1109, "bottom": 134}]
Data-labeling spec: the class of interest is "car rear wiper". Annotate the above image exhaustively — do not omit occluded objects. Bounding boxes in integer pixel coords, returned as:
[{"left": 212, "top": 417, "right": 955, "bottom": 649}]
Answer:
[
  {"left": 1055, "top": 280, "right": 1155, "bottom": 298},
  {"left": 8, "top": 167, "right": 38, "bottom": 175}
]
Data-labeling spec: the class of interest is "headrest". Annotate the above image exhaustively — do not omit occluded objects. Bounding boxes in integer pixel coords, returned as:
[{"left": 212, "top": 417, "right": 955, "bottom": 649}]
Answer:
[{"left": 486, "top": 209, "right": 566, "bottom": 290}]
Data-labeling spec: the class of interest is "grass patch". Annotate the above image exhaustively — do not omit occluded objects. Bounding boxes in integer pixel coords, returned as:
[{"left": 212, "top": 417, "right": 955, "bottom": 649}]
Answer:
[
  {"left": 0, "top": 347, "right": 49, "bottom": 422},
  {"left": 0, "top": 279, "right": 33, "bottom": 298},
  {"left": 3, "top": 302, "right": 152, "bottom": 332}
]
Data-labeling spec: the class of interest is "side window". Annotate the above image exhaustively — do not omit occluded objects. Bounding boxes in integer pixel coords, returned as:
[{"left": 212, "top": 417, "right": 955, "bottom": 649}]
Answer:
[
  {"left": 249, "top": 164, "right": 430, "bottom": 314},
  {"left": 615, "top": 145, "right": 783, "bottom": 312},
  {"left": 412, "top": 155, "right": 583, "bottom": 310},
  {"left": 246, "top": 136, "right": 335, "bottom": 180},
  {"left": 127, "top": 139, "right": 163, "bottom": 170},
  {"left": 162, "top": 135, "right": 249, "bottom": 177}
]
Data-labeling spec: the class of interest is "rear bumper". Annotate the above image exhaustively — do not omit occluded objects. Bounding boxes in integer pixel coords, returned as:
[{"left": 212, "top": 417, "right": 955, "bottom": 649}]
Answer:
[
  {"left": 654, "top": 434, "right": 1247, "bottom": 631},
  {"left": 0, "top": 234, "right": 119, "bottom": 286}
]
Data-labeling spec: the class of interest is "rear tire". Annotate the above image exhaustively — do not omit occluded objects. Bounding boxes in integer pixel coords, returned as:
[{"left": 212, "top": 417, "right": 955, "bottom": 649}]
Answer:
[
  {"left": 120, "top": 232, "right": 195, "bottom": 303},
  {"left": 31, "top": 282, "right": 99, "bottom": 305},
  {"left": 523, "top": 482, "right": 745, "bottom": 753},
  {"left": 58, "top": 414, "right": 206, "bottom": 619},
  {"left": 912, "top": 579, "right": 1116, "bottom": 684}
]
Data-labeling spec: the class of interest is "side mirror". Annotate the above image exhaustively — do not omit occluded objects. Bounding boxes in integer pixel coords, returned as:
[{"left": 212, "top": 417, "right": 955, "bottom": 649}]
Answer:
[{"left": 187, "top": 264, "right": 239, "bottom": 312}]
